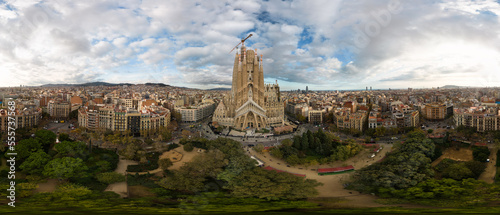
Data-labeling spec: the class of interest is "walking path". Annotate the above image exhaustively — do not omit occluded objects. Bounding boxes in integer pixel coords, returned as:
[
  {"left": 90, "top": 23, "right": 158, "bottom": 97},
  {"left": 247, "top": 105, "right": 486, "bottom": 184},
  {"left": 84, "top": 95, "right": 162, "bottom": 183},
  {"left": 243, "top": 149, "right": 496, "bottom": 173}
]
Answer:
[
  {"left": 126, "top": 146, "right": 200, "bottom": 176},
  {"left": 34, "top": 179, "right": 58, "bottom": 193},
  {"left": 248, "top": 143, "right": 393, "bottom": 198},
  {"left": 431, "top": 147, "right": 473, "bottom": 167},
  {"left": 104, "top": 155, "right": 138, "bottom": 198},
  {"left": 478, "top": 147, "right": 498, "bottom": 183}
]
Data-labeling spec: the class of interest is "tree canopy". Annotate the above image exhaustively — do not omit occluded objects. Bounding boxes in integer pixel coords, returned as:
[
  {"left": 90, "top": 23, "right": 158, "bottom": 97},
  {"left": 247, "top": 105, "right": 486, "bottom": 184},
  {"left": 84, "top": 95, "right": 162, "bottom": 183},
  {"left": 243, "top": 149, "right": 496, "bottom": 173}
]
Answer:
[
  {"left": 350, "top": 130, "right": 435, "bottom": 192},
  {"left": 157, "top": 150, "right": 227, "bottom": 192},
  {"left": 158, "top": 158, "right": 173, "bottom": 171},
  {"left": 59, "top": 133, "right": 71, "bottom": 142},
  {"left": 96, "top": 172, "right": 126, "bottom": 184},
  {"left": 15, "top": 138, "right": 42, "bottom": 159},
  {"left": 20, "top": 150, "right": 52, "bottom": 175},
  {"left": 35, "top": 130, "right": 57, "bottom": 151},
  {"left": 43, "top": 157, "right": 88, "bottom": 179},
  {"left": 227, "top": 167, "right": 322, "bottom": 200},
  {"left": 271, "top": 130, "right": 357, "bottom": 165},
  {"left": 54, "top": 141, "right": 87, "bottom": 158}
]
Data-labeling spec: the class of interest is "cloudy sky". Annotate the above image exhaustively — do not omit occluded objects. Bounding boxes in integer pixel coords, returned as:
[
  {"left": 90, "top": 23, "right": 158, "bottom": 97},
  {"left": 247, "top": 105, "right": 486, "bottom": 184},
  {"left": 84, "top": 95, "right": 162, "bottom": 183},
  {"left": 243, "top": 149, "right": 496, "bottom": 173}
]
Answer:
[{"left": 1, "top": 0, "right": 500, "bottom": 90}]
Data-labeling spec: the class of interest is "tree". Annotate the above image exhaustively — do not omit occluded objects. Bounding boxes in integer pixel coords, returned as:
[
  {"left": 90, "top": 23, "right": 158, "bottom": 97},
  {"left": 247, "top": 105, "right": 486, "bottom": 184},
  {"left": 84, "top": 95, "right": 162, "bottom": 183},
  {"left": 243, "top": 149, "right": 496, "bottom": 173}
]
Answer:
[
  {"left": 286, "top": 154, "right": 301, "bottom": 166},
  {"left": 308, "top": 159, "right": 319, "bottom": 169},
  {"left": 350, "top": 130, "right": 435, "bottom": 193},
  {"left": 96, "top": 172, "right": 126, "bottom": 184},
  {"left": 182, "top": 130, "right": 192, "bottom": 139},
  {"left": 292, "top": 135, "right": 301, "bottom": 149},
  {"left": 209, "top": 138, "right": 256, "bottom": 182},
  {"left": 254, "top": 143, "right": 265, "bottom": 153},
  {"left": 374, "top": 126, "right": 387, "bottom": 137},
  {"left": 43, "top": 157, "right": 88, "bottom": 180},
  {"left": 120, "top": 142, "right": 140, "bottom": 160},
  {"left": 325, "top": 112, "right": 334, "bottom": 123},
  {"left": 52, "top": 183, "right": 92, "bottom": 201},
  {"left": 35, "top": 130, "right": 57, "bottom": 151},
  {"left": 158, "top": 158, "right": 174, "bottom": 171},
  {"left": 325, "top": 132, "right": 340, "bottom": 147},
  {"left": 301, "top": 134, "right": 309, "bottom": 151},
  {"left": 296, "top": 113, "right": 307, "bottom": 123},
  {"left": 157, "top": 150, "right": 227, "bottom": 192},
  {"left": 58, "top": 133, "right": 71, "bottom": 142},
  {"left": 281, "top": 138, "right": 293, "bottom": 147},
  {"left": 14, "top": 138, "right": 42, "bottom": 159},
  {"left": 227, "top": 167, "right": 322, "bottom": 200},
  {"left": 364, "top": 136, "right": 372, "bottom": 143},
  {"left": 306, "top": 130, "right": 314, "bottom": 148},
  {"left": 280, "top": 144, "right": 299, "bottom": 158},
  {"left": 183, "top": 142, "right": 194, "bottom": 152},
  {"left": 94, "top": 160, "right": 111, "bottom": 173},
  {"left": 54, "top": 141, "right": 86, "bottom": 157},
  {"left": 160, "top": 128, "right": 172, "bottom": 142},
  {"left": 365, "top": 128, "right": 376, "bottom": 137},
  {"left": 218, "top": 150, "right": 256, "bottom": 182},
  {"left": 464, "top": 160, "right": 487, "bottom": 179},
  {"left": 442, "top": 163, "right": 474, "bottom": 180},
  {"left": 400, "top": 138, "right": 435, "bottom": 158},
  {"left": 389, "top": 127, "right": 399, "bottom": 135},
  {"left": 171, "top": 109, "right": 182, "bottom": 121},
  {"left": 69, "top": 109, "right": 79, "bottom": 120},
  {"left": 331, "top": 145, "right": 350, "bottom": 161},
  {"left": 20, "top": 150, "right": 51, "bottom": 175},
  {"left": 270, "top": 147, "right": 283, "bottom": 159}
]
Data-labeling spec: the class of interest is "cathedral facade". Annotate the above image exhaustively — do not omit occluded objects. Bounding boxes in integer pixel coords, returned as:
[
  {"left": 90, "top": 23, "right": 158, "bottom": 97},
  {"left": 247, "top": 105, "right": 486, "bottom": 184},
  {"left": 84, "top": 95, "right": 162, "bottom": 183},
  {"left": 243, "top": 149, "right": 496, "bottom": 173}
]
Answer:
[{"left": 212, "top": 44, "right": 284, "bottom": 130}]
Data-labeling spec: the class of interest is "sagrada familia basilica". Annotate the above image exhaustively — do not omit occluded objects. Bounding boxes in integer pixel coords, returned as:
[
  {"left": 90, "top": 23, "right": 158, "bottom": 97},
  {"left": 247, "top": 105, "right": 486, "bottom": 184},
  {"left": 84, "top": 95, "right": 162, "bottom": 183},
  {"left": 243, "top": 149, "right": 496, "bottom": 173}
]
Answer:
[{"left": 212, "top": 39, "right": 284, "bottom": 130}]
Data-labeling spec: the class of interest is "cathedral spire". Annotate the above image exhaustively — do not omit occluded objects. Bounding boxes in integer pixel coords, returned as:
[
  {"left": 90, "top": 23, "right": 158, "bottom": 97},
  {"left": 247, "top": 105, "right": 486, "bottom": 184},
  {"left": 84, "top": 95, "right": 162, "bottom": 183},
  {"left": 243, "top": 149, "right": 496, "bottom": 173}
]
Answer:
[{"left": 231, "top": 52, "right": 239, "bottom": 100}]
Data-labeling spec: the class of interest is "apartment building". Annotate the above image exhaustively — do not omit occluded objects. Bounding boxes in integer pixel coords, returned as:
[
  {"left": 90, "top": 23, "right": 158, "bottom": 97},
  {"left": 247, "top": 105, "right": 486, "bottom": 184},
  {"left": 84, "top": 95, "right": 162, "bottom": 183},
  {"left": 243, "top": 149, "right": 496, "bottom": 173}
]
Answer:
[
  {"left": 78, "top": 104, "right": 170, "bottom": 136},
  {"left": 48, "top": 101, "right": 70, "bottom": 118},
  {"left": 308, "top": 109, "right": 324, "bottom": 124},
  {"left": 176, "top": 102, "right": 215, "bottom": 123},
  {"left": 423, "top": 103, "right": 446, "bottom": 120},
  {"left": 454, "top": 107, "right": 499, "bottom": 132},
  {"left": 0, "top": 108, "right": 42, "bottom": 132}
]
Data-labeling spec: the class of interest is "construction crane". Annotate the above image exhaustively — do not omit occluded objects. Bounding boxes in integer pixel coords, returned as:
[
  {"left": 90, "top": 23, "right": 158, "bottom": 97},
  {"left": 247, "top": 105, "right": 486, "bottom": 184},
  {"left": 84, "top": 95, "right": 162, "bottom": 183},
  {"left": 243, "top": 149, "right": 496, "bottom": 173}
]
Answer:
[{"left": 229, "top": 34, "right": 253, "bottom": 54}]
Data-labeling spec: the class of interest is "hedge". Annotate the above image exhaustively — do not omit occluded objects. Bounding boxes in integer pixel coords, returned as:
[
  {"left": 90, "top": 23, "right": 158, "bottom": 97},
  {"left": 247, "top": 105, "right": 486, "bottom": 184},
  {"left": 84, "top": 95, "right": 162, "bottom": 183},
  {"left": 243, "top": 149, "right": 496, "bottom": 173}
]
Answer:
[{"left": 127, "top": 153, "right": 160, "bottom": 172}]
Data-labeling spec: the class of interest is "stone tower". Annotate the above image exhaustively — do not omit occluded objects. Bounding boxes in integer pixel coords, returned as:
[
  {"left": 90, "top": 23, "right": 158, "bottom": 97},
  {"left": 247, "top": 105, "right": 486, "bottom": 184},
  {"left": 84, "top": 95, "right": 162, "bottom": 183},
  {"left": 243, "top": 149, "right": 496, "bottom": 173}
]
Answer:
[{"left": 212, "top": 41, "right": 284, "bottom": 130}]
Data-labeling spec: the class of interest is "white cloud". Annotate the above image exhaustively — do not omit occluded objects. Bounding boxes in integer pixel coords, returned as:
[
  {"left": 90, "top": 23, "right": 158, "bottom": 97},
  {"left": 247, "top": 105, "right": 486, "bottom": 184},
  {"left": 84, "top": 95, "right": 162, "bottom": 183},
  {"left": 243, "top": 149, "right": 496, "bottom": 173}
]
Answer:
[{"left": 1, "top": 0, "right": 500, "bottom": 89}]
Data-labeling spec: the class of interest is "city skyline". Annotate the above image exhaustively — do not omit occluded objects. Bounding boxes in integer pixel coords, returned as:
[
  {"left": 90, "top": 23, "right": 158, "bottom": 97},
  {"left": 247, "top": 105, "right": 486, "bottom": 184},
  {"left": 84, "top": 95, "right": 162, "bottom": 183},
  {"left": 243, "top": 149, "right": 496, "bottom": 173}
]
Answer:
[{"left": 2, "top": 0, "right": 500, "bottom": 90}]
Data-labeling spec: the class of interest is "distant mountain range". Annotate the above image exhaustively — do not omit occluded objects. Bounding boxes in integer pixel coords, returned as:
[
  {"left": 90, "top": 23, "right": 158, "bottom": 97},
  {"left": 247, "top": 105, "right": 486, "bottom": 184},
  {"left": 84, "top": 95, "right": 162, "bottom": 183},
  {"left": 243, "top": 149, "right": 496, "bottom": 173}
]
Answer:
[
  {"left": 440, "top": 85, "right": 460, "bottom": 89},
  {"left": 440, "top": 85, "right": 474, "bottom": 89},
  {"left": 39, "top": 82, "right": 232, "bottom": 91},
  {"left": 207, "top": 87, "right": 230, "bottom": 91}
]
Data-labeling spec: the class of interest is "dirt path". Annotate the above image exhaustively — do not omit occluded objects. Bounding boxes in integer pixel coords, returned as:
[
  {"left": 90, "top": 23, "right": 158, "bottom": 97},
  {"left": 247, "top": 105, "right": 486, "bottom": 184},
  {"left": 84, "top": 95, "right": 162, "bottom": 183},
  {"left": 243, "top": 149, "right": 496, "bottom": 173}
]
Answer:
[
  {"left": 105, "top": 155, "right": 138, "bottom": 198},
  {"left": 105, "top": 182, "right": 128, "bottom": 198},
  {"left": 431, "top": 147, "right": 473, "bottom": 167},
  {"left": 34, "top": 179, "right": 58, "bottom": 193},
  {"left": 114, "top": 155, "right": 139, "bottom": 174},
  {"left": 478, "top": 147, "right": 498, "bottom": 184},
  {"left": 164, "top": 146, "right": 199, "bottom": 170},
  {"left": 129, "top": 146, "right": 201, "bottom": 176},
  {"left": 248, "top": 143, "right": 393, "bottom": 198}
]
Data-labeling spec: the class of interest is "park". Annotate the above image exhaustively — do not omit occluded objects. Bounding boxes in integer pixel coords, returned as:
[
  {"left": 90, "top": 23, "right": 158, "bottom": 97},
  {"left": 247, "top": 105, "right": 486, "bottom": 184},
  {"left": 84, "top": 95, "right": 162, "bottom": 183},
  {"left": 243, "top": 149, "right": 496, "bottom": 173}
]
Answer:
[{"left": 1, "top": 115, "right": 499, "bottom": 214}]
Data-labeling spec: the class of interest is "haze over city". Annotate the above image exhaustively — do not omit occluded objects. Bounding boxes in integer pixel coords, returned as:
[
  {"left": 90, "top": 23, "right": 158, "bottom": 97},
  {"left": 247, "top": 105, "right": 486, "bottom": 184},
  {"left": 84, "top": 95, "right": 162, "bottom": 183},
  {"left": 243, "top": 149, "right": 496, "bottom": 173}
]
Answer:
[{"left": 2, "top": 0, "right": 500, "bottom": 90}]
